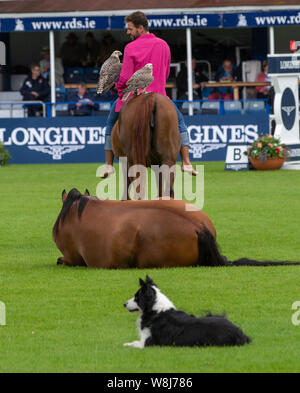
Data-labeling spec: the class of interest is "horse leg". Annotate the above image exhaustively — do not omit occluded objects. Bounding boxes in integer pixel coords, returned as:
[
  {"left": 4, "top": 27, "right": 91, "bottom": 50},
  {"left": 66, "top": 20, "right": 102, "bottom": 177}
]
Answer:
[
  {"left": 56, "top": 255, "right": 86, "bottom": 267},
  {"left": 169, "top": 166, "right": 175, "bottom": 199},
  {"left": 154, "top": 169, "right": 163, "bottom": 199},
  {"left": 154, "top": 163, "right": 176, "bottom": 199}
]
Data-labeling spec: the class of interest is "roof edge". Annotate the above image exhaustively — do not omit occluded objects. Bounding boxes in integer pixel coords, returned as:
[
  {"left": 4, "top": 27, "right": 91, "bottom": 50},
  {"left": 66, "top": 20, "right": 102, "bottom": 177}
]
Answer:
[{"left": 1, "top": 5, "right": 300, "bottom": 18}]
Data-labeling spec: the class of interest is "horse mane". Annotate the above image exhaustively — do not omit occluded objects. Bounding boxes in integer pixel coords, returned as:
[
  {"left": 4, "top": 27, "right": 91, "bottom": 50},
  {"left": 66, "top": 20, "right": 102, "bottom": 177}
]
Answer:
[
  {"left": 131, "top": 93, "right": 156, "bottom": 165},
  {"left": 53, "top": 188, "right": 89, "bottom": 239}
]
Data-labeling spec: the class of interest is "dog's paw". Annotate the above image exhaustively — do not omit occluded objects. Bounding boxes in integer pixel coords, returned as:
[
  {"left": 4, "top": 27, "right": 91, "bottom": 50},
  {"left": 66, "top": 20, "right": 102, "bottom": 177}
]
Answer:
[{"left": 123, "top": 341, "right": 144, "bottom": 349}]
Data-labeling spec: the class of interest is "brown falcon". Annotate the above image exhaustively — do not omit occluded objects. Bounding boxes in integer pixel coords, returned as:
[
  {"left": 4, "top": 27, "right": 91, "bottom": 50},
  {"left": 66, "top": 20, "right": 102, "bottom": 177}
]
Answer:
[
  {"left": 97, "top": 50, "right": 122, "bottom": 95},
  {"left": 121, "top": 63, "right": 154, "bottom": 102}
]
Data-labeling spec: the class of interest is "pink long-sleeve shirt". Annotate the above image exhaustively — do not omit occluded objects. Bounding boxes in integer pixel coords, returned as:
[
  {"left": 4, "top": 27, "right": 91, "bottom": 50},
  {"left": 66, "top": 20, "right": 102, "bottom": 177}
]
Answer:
[{"left": 115, "top": 33, "right": 171, "bottom": 112}]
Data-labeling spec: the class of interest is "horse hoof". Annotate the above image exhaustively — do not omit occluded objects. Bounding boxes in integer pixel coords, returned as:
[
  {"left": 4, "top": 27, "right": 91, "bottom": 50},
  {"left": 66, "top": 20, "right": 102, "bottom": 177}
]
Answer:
[{"left": 57, "top": 257, "right": 63, "bottom": 265}]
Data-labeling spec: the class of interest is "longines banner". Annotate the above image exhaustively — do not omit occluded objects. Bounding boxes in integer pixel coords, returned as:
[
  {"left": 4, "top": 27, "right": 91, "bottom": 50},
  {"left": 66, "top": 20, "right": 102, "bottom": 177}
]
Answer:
[{"left": 0, "top": 114, "right": 269, "bottom": 164}]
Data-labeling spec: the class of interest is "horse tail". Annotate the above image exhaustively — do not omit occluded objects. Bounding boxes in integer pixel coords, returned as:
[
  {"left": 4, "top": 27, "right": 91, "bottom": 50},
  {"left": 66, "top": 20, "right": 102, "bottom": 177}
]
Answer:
[
  {"left": 227, "top": 258, "right": 300, "bottom": 266},
  {"left": 196, "top": 228, "right": 227, "bottom": 267},
  {"left": 196, "top": 228, "right": 300, "bottom": 267},
  {"left": 131, "top": 93, "right": 155, "bottom": 166}
]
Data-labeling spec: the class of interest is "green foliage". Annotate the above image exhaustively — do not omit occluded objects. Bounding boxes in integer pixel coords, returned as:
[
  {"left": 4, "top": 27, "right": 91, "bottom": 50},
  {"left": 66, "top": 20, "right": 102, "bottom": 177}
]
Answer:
[
  {"left": 0, "top": 141, "right": 11, "bottom": 166},
  {"left": 246, "top": 134, "right": 289, "bottom": 162},
  {"left": 0, "top": 162, "right": 300, "bottom": 372}
]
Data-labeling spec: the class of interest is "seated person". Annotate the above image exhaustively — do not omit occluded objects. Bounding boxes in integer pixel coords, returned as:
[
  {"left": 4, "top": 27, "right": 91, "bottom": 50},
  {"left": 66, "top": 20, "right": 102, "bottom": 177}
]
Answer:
[
  {"left": 68, "top": 82, "right": 98, "bottom": 116},
  {"left": 39, "top": 45, "right": 65, "bottom": 86},
  {"left": 256, "top": 60, "right": 274, "bottom": 113},
  {"left": 208, "top": 59, "right": 239, "bottom": 100},
  {"left": 176, "top": 58, "right": 208, "bottom": 99},
  {"left": 82, "top": 32, "right": 100, "bottom": 67},
  {"left": 20, "top": 63, "right": 50, "bottom": 117},
  {"left": 256, "top": 60, "right": 272, "bottom": 99},
  {"left": 59, "top": 32, "right": 84, "bottom": 69}
]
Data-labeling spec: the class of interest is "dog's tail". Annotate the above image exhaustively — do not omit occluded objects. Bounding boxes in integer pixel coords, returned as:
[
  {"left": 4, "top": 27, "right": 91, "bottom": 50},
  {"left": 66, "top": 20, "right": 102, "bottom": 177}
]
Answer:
[{"left": 196, "top": 228, "right": 300, "bottom": 267}]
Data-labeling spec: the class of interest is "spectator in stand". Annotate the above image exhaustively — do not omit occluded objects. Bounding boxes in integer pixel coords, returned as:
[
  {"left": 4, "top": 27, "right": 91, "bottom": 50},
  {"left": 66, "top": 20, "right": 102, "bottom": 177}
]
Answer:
[
  {"left": 256, "top": 60, "right": 272, "bottom": 99},
  {"left": 20, "top": 63, "right": 50, "bottom": 117},
  {"left": 256, "top": 60, "right": 274, "bottom": 113},
  {"left": 39, "top": 45, "right": 64, "bottom": 86},
  {"left": 59, "top": 32, "right": 84, "bottom": 69},
  {"left": 208, "top": 59, "right": 239, "bottom": 100},
  {"left": 176, "top": 57, "right": 208, "bottom": 100},
  {"left": 97, "top": 33, "right": 121, "bottom": 66},
  {"left": 68, "top": 82, "right": 98, "bottom": 116},
  {"left": 82, "top": 32, "right": 100, "bottom": 67}
]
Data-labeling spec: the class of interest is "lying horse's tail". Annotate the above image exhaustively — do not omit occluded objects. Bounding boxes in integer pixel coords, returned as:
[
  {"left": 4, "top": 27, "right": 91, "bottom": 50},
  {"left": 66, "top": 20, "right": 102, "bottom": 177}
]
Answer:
[
  {"left": 196, "top": 228, "right": 300, "bottom": 267},
  {"left": 131, "top": 93, "right": 155, "bottom": 166}
]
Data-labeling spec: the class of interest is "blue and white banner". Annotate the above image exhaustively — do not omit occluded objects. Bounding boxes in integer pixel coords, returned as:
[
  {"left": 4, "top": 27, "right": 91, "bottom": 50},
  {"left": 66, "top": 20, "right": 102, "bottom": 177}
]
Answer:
[
  {"left": 1, "top": 10, "right": 300, "bottom": 32},
  {"left": 185, "top": 114, "right": 268, "bottom": 161},
  {"left": 268, "top": 54, "right": 300, "bottom": 74},
  {"left": 223, "top": 10, "right": 300, "bottom": 28},
  {"left": 0, "top": 16, "right": 108, "bottom": 32},
  {"left": 0, "top": 114, "right": 269, "bottom": 164}
]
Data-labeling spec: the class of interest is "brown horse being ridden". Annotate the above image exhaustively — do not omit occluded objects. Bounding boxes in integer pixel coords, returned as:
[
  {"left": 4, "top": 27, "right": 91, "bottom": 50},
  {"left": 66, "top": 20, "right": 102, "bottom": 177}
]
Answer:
[
  {"left": 53, "top": 189, "right": 300, "bottom": 269},
  {"left": 111, "top": 92, "right": 181, "bottom": 199}
]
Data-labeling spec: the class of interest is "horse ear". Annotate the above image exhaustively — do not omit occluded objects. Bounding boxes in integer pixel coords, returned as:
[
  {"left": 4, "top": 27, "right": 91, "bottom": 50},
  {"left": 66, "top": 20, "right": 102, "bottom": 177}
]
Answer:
[
  {"left": 84, "top": 189, "right": 90, "bottom": 196},
  {"left": 62, "top": 189, "right": 67, "bottom": 203},
  {"left": 139, "top": 278, "right": 145, "bottom": 287},
  {"left": 145, "top": 275, "right": 153, "bottom": 285}
]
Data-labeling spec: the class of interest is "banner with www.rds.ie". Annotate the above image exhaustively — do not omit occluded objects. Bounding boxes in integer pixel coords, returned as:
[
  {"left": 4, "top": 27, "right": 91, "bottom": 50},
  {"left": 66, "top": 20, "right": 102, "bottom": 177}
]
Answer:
[
  {"left": 1, "top": 10, "right": 300, "bottom": 32},
  {"left": 0, "top": 114, "right": 269, "bottom": 164}
]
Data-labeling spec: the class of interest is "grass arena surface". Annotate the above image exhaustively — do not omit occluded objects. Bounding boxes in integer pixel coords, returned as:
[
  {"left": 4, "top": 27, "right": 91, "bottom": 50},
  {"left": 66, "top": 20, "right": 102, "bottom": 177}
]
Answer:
[{"left": 0, "top": 162, "right": 299, "bottom": 373}]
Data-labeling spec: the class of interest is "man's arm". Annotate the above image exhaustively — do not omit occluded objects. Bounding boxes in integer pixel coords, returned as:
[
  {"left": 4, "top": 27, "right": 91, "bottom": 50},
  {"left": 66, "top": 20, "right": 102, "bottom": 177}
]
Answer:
[{"left": 115, "top": 45, "right": 135, "bottom": 98}]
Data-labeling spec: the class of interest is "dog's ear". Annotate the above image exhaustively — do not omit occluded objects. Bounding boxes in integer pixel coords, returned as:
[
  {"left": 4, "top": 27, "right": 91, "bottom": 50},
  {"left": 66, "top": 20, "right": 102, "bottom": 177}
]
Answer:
[{"left": 139, "top": 278, "right": 145, "bottom": 287}]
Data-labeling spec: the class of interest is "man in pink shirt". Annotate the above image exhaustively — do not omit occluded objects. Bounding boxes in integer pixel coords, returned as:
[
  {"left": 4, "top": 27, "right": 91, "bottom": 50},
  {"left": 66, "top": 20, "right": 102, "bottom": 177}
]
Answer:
[{"left": 101, "top": 11, "right": 197, "bottom": 178}]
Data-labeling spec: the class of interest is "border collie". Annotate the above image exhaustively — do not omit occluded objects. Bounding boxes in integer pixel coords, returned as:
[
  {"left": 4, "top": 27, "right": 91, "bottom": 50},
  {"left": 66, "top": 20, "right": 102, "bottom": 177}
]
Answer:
[{"left": 124, "top": 275, "right": 251, "bottom": 348}]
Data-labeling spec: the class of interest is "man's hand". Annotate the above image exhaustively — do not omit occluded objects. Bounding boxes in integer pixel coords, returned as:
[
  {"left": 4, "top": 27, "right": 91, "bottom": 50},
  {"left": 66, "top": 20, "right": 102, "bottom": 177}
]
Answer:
[{"left": 31, "top": 91, "right": 39, "bottom": 98}]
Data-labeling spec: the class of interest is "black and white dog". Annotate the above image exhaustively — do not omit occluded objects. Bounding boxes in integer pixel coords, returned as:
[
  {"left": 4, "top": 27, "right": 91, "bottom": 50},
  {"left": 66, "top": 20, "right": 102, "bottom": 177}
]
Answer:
[{"left": 124, "top": 275, "right": 251, "bottom": 348}]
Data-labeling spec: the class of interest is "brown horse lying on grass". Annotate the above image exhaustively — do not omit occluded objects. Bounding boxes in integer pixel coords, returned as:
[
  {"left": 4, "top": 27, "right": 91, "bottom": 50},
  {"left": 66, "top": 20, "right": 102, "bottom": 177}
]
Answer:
[{"left": 53, "top": 189, "right": 300, "bottom": 269}]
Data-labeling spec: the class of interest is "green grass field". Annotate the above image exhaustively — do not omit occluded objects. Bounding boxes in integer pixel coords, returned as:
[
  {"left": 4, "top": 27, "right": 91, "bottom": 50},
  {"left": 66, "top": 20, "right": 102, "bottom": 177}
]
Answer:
[{"left": 0, "top": 162, "right": 300, "bottom": 373}]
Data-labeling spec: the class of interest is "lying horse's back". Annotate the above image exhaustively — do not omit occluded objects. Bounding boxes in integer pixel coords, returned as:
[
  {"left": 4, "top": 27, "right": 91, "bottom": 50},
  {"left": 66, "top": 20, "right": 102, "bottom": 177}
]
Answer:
[{"left": 53, "top": 190, "right": 216, "bottom": 269}]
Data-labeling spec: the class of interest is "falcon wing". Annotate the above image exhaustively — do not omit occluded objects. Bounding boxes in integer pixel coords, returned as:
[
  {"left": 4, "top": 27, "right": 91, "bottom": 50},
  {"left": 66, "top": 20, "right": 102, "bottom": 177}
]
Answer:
[
  {"left": 99, "top": 63, "right": 122, "bottom": 94},
  {"left": 125, "top": 67, "right": 148, "bottom": 87}
]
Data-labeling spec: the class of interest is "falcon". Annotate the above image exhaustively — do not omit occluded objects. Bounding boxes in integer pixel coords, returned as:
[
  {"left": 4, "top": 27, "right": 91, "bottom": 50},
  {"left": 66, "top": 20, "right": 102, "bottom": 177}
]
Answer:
[
  {"left": 97, "top": 50, "right": 122, "bottom": 95},
  {"left": 121, "top": 63, "right": 154, "bottom": 102}
]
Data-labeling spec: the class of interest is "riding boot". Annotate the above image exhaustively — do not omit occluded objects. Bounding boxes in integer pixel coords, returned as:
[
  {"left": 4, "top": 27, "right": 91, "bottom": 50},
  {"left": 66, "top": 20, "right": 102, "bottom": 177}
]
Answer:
[
  {"left": 180, "top": 146, "right": 198, "bottom": 176},
  {"left": 100, "top": 150, "right": 115, "bottom": 178}
]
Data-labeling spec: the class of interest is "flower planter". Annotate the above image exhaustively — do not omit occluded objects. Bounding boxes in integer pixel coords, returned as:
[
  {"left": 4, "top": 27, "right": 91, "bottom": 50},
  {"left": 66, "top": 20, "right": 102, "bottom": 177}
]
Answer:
[{"left": 249, "top": 156, "right": 285, "bottom": 171}]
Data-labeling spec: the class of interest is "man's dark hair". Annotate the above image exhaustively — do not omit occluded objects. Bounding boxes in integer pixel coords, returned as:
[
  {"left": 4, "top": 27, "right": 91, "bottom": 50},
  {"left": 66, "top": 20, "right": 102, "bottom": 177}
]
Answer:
[
  {"left": 30, "top": 63, "right": 40, "bottom": 71},
  {"left": 125, "top": 11, "right": 149, "bottom": 31}
]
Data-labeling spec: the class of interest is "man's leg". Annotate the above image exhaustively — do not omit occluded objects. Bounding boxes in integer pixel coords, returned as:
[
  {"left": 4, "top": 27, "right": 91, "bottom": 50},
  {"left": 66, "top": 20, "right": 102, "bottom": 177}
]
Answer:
[
  {"left": 174, "top": 104, "right": 198, "bottom": 176},
  {"left": 101, "top": 100, "right": 118, "bottom": 178}
]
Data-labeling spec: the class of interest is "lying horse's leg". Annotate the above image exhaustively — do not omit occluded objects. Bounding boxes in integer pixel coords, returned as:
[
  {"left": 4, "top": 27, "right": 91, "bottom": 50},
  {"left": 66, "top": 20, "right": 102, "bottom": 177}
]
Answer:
[{"left": 56, "top": 255, "right": 86, "bottom": 267}]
